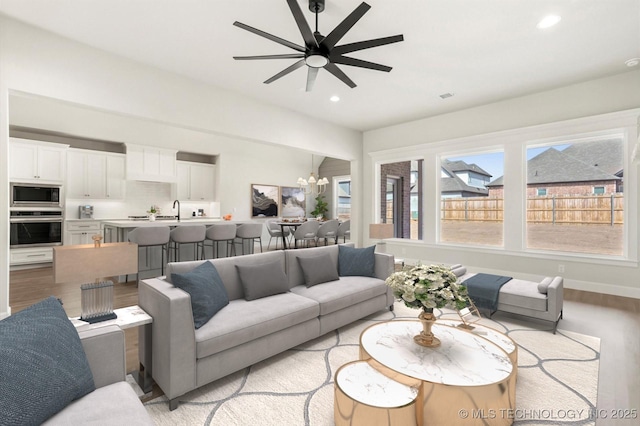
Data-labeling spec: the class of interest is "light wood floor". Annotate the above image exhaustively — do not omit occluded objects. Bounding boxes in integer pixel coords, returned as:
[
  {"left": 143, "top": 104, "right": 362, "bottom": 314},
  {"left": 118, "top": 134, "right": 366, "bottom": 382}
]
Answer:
[{"left": 9, "top": 266, "right": 640, "bottom": 425}]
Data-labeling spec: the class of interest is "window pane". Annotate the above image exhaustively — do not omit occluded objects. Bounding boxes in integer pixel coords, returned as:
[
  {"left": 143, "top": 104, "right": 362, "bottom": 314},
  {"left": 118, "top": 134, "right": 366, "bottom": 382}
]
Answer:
[
  {"left": 336, "top": 179, "right": 351, "bottom": 220},
  {"left": 440, "top": 152, "right": 504, "bottom": 246},
  {"left": 526, "top": 137, "right": 624, "bottom": 256}
]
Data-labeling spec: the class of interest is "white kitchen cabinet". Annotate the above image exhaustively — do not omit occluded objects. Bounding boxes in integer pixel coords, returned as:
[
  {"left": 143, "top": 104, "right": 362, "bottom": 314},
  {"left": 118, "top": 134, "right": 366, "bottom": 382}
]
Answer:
[
  {"left": 10, "top": 247, "right": 53, "bottom": 265},
  {"left": 9, "top": 138, "right": 68, "bottom": 184},
  {"left": 176, "top": 161, "right": 215, "bottom": 201},
  {"left": 65, "top": 220, "right": 102, "bottom": 245},
  {"left": 126, "top": 143, "right": 177, "bottom": 183},
  {"left": 66, "top": 150, "right": 125, "bottom": 200}
]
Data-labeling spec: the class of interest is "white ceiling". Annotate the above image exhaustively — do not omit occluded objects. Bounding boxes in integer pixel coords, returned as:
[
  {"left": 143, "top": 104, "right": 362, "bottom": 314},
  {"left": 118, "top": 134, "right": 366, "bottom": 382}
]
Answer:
[{"left": 0, "top": 0, "right": 638, "bottom": 132}]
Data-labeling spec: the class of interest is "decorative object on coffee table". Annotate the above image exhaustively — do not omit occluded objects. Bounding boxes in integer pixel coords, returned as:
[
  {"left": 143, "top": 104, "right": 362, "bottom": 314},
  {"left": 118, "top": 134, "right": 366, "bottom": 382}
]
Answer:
[{"left": 385, "top": 263, "right": 468, "bottom": 347}]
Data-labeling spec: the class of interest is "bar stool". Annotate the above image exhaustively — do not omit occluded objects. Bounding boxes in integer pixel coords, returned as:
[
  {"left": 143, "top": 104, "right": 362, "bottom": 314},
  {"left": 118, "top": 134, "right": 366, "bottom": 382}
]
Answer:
[
  {"left": 126, "top": 226, "right": 170, "bottom": 283},
  {"left": 169, "top": 225, "right": 206, "bottom": 261},
  {"left": 234, "top": 223, "right": 263, "bottom": 255},
  {"left": 204, "top": 223, "right": 237, "bottom": 258}
]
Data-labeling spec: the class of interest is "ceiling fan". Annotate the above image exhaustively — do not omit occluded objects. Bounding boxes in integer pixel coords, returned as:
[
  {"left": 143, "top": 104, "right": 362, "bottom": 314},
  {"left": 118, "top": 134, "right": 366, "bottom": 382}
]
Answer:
[{"left": 233, "top": 0, "right": 404, "bottom": 91}]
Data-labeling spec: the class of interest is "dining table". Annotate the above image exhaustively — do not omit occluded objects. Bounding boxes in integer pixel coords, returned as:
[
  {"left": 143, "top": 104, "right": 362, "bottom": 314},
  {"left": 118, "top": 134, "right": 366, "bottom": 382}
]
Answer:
[{"left": 276, "top": 221, "right": 304, "bottom": 249}]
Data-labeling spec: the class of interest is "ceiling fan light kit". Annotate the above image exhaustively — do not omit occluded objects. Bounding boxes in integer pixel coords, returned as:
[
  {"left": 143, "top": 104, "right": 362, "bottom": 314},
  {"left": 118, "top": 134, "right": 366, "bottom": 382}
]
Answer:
[{"left": 233, "top": 0, "right": 404, "bottom": 91}]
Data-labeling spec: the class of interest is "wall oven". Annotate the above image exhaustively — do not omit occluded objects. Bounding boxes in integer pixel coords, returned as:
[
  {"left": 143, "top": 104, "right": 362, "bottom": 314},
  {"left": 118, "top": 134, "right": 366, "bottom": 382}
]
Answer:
[
  {"left": 10, "top": 210, "right": 63, "bottom": 248},
  {"left": 10, "top": 183, "right": 62, "bottom": 208}
]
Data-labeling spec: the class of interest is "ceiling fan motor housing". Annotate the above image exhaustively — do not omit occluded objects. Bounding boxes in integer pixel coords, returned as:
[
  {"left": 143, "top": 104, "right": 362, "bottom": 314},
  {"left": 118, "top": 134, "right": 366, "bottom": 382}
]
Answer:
[{"left": 309, "top": 0, "right": 325, "bottom": 13}]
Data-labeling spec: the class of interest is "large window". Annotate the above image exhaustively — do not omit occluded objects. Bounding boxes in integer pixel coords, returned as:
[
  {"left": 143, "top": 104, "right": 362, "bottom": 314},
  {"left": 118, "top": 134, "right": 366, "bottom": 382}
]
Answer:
[
  {"left": 439, "top": 152, "right": 504, "bottom": 246},
  {"left": 525, "top": 136, "right": 624, "bottom": 256}
]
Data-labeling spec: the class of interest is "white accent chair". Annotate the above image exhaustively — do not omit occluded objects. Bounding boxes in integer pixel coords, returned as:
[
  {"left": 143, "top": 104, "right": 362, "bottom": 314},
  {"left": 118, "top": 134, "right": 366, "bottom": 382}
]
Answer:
[
  {"left": 316, "top": 220, "right": 340, "bottom": 245},
  {"left": 293, "top": 220, "right": 320, "bottom": 248},
  {"left": 335, "top": 220, "right": 351, "bottom": 243}
]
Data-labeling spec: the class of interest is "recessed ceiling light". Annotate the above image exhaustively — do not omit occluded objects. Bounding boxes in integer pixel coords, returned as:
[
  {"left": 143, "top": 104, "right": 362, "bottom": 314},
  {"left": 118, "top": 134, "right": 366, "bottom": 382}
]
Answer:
[
  {"left": 537, "top": 15, "right": 561, "bottom": 29},
  {"left": 330, "top": 95, "right": 340, "bottom": 102},
  {"left": 439, "top": 93, "right": 454, "bottom": 99},
  {"left": 625, "top": 58, "right": 640, "bottom": 67}
]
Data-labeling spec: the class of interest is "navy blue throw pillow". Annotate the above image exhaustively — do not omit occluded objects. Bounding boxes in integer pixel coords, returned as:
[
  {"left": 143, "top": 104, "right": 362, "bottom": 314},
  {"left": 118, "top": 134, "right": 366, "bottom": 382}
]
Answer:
[
  {"left": 338, "top": 245, "right": 377, "bottom": 277},
  {"left": 172, "top": 261, "right": 229, "bottom": 329},
  {"left": 0, "top": 296, "right": 96, "bottom": 426}
]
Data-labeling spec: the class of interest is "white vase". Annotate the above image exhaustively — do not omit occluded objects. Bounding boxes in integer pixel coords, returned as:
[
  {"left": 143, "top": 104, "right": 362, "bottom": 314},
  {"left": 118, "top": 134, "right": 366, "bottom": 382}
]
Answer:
[{"left": 149, "top": 214, "right": 156, "bottom": 222}]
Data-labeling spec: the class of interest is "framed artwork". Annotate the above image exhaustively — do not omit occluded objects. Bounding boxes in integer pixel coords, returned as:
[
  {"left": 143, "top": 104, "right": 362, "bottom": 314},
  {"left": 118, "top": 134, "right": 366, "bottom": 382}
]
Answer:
[
  {"left": 251, "top": 184, "right": 279, "bottom": 217},
  {"left": 280, "top": 186, "right": 306, "bottom": 217}
]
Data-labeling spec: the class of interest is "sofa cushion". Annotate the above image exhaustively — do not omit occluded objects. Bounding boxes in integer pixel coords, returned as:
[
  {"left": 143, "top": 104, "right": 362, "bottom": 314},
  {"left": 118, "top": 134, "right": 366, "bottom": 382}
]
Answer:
[
  {"left": 338, "top": 245, "right": 376, "bottom": 277},
  {"left": 0, "top": 296, "right": 96, "bottom": 426},
  {"left": 43, "top": 382, "right": 153, "bottom": 426},
  {"left": 171, "top": 262, "right": 229, "bottom": 329},
  {"left": 297, "top": 253, "right": 339, "bottom": 287},
  {"left": 194, "top": 293, "right": 320, "bottom": 358},
  {"left": 236, "top": 260, "right": 289, "bottom": 301},
  {"left": 290, "top": 276, "right": 388, "bottom": 316},
  {"left": 498, "top": 279, "right": 548, "bottom": 312},
  {"left": 537, "top": 277, "right": 554, "bottom": 294},
  {"left": 285, "top": 245, "right": 340, "bottom": 288}
]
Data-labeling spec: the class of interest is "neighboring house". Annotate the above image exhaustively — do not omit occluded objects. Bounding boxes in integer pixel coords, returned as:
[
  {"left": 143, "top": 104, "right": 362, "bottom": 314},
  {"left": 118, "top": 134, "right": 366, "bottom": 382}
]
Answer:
[
  {"left": 487, "top": 140, "right": 623, "bottom": 198},
  {"left": 441, "top": 160, "right": 492, "bottom": 198}
]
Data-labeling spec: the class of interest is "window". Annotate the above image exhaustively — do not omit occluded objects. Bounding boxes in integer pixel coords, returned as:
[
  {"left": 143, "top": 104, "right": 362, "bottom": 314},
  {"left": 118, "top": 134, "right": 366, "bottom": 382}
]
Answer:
[
  {"left": 526, "top": 136, "right": 623, "bottom": 256},
  {"left": 537, "top": 188, "right": 547, "bottom": 196},
  {"left": 334, "top": 177, "right": 351, "bottom": 220},
  {"left": 439, "top": 152, "right": 504, "bottom": 246}
]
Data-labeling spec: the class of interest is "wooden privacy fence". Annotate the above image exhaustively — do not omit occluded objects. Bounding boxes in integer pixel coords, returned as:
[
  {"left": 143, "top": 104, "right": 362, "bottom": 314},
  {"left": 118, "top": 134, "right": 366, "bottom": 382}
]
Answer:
[{"left": 441, "top": 194, "right": 624, "bottom": 225}]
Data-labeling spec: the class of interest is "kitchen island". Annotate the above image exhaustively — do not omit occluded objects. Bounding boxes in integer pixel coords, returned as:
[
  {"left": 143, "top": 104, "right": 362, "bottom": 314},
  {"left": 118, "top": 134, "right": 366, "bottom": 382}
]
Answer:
[{"left": 102, "top": 218, "right": 253, "bottom": 279}]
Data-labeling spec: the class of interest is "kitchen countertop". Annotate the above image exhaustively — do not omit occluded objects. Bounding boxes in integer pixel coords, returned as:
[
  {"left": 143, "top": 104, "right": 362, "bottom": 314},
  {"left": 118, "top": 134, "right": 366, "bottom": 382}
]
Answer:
[{"left": 100, "top": 218, "right": 239, "bottom": 227}]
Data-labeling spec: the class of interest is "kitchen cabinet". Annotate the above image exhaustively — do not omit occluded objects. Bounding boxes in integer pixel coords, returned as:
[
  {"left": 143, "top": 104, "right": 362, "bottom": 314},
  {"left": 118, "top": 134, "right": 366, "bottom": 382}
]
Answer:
[
  {"left": 9, "top": 138, "right": 68, "bottom": 184},
  {"left": 66, "top": 149, "right": 125, "bottom": 199},
  {"left": 10, "top": 247, "right": 53, "bottom": 265},
  {"left": 126, "top": 143, "right": 177, "bottom": 183},
  {"left": 65, "top": 220, "right": 102, "bottom": 245},
  {"left": 176, "top": 161, "right": 215, "bottom": 201}
]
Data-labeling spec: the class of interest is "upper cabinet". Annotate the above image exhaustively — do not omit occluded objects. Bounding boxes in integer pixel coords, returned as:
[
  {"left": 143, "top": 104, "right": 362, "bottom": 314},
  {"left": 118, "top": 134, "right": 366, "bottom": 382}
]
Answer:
[
  {"left": 176, "top": 161, "right": 216, "bottom": 201},
  {"left": 66, "top": 149, "right": 125, "bottom": 199},
  {"left": 9, "top": 138, "right": 68, "bottom": 184},
  {"left": 126, "top": 143, "right": 177, "bottom": 183}
]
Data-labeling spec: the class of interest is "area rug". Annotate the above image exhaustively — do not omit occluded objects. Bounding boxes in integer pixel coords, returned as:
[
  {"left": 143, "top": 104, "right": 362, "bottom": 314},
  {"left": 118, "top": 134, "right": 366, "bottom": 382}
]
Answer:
[{"left": 144, "top": 302, "right": 600, "bottom": 426}]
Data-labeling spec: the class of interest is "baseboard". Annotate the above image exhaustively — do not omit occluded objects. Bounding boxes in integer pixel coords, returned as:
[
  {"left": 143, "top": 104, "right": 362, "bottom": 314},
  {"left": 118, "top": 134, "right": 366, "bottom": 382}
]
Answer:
[{"left": 564, "top": 279, "right": 640, "bottom": 299}]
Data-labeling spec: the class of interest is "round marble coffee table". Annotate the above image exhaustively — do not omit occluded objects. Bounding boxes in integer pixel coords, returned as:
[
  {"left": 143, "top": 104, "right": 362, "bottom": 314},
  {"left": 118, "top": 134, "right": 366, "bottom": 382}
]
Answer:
[{"left": 359, "top": 320, "right": 516, "bottom": 426}]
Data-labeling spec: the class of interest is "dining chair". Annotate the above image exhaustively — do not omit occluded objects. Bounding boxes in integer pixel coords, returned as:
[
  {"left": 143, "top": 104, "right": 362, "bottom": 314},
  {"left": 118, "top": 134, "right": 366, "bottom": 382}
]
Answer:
[
  {"left": 266, "top": 220, "right": 290, "bottom": 250},
  {"left": 293, "top": 220, "right": 320, "bottom": 248},
  {"left": 316, "top": 219, "right": 340, "bottom": 245},
  {"left": 335, "top": 220, "right": 351, "bottom": 243}
]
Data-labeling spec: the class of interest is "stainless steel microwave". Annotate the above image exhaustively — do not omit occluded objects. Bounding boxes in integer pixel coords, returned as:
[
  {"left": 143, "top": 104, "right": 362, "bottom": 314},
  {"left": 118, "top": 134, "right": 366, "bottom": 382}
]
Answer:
[{"left": 10, "top": 183, "right": 62, "bottom": 208}]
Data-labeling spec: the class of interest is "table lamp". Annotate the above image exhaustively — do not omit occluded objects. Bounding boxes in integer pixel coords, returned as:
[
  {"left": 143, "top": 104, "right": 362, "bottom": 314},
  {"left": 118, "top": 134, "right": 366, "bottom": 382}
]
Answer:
[
  {"left": 53, "top": 238, "right": 138, "bottom": 323},
  {"left": 369, "top": 223, "right": 394, "bottom": 252}
]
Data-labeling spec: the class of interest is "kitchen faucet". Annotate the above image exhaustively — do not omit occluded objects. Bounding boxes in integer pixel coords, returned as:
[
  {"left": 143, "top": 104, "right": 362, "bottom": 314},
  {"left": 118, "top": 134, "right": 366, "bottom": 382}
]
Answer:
[{"left": 173, "top": 199, "right": 181, "bottom": 221}]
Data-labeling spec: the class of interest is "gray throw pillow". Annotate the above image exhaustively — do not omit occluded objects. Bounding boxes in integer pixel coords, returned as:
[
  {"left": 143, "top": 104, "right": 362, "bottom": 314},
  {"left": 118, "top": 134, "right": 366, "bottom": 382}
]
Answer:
[
  {"left": 172, "top": 261, "right": 229, "bottom": 329},
  {"left": 338, "top": 245, "right": 376, "bottom": 277},
  {"left": 0, "top": 296, "right": 96, "bottom": 426},
  {"left": 236, "top": 260, "right": 289, "bottom": 301},
  {"left": 297, "top": 253, "right": 339, "bottom": 287}
]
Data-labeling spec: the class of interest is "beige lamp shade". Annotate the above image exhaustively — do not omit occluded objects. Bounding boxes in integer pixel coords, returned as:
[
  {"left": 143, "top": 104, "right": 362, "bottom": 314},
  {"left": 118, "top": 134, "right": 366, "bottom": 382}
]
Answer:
[
  {"left": 53, "top": 242, "right": 138, "bottom": 284},
  {"left": 369, "top": 223, "right": 394, "bottom": 239}
]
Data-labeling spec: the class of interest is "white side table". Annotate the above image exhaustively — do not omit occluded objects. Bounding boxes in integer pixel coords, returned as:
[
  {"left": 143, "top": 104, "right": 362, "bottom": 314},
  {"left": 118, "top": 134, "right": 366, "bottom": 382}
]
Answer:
[{"left": 71, "top": 305, "right": 153, "bottom": 393}]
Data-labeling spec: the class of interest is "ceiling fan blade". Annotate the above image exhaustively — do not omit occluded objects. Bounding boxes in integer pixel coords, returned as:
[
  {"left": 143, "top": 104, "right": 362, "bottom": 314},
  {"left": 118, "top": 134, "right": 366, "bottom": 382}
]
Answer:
[
  {"left": 264, "top": 59, "right": 306, "bottom": 84},
  {"left": 332, "top": 34, "right": 404, "bottom": 55},
  {"left": 324, "top": 63, "right": 356, "bottom": 88},
  {"left": 234, "top": 54, "right": 305, "bottom": 60},
  {"left": 320, "top": 2, "right": 371, "bottom": 50},
  {"left": 286, "top": 0, "right": 319, "bottom": 49},
  {"left": 306, "top": 67, "right": 319, "bottom": 92},
  {"left": 233, "top": 21, "right": 305, "bottom": 52},
  {"left": 330, "top": 55, "right": 392, "bottom": 72}
]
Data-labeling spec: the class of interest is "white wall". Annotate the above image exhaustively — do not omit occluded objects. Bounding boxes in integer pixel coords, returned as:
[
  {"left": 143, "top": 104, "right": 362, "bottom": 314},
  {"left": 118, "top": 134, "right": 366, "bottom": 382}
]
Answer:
[
  {"left": 363, "top": 70, "right": 640, "bottom": 298},
  {"left": 0, "top": 16, "right": 362, "bottom": 318}
]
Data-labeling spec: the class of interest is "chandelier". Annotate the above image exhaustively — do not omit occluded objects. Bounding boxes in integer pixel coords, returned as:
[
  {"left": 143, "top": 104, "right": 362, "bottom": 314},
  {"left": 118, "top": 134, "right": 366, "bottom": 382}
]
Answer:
[{"left": 297, "top": 172, "right": 329, "bottom": 195}]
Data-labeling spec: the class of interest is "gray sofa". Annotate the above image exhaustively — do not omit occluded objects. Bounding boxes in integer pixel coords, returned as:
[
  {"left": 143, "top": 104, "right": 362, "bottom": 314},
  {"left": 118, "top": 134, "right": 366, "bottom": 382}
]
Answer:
[
  {"left": 44, "top": 325, "right": 153, "bottom": 425},
  {"left": 453, "top": 265, "right": 564, "bottom": 333},
  {"left": 139, "top": 243, "right": 395, "bottom": 410}
]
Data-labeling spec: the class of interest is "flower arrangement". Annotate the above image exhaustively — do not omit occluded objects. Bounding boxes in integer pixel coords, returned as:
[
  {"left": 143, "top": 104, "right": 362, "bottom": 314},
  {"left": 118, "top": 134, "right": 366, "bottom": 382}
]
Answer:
[
  {"left": 385, "top": 263, "right": 468, "bottom": 312},
  {"left": 147, "top": 205, "right": 161, "bottom": 215}
]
